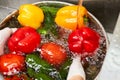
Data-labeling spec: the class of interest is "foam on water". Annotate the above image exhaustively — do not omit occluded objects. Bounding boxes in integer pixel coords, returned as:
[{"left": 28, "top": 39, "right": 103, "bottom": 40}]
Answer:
[{"left": 40, "top": 19, "right": 107, "bottom": 80}]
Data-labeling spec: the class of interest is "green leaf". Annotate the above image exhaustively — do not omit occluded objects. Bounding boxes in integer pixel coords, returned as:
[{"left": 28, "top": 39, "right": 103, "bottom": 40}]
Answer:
[
  {"left": 25, "top": 53, "right": 62, "bottom": 80},
  {"left": 41, "top": 6, "right": 59, "bottom": 16},
  {"left": 27, "top": 67, "right": 53, "bottom": 80},
  {"left": 84, "top": 16, "right": 89, "bottom": 24},
  {"left": 37, "top": 6, "right": 59, "bottom": 37},
  {"left": 59, "top": 57, "right": 72, "bottom": 80}
]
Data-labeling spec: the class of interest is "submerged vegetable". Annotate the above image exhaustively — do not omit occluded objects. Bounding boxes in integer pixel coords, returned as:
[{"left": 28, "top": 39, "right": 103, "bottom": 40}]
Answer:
[
  {"left": 55, "top": 5, "right": 87, "bottom": 30},
  {"left": 0, "top": 2, "right": 107, "bottom": 80},
  {"left": 27, "top": 68, "right": 53, "bottom": 80},
  {"left": 41, "top": 42, "right": 67, "bottom": 66},
  {"left": 25, "top": 53, "right": 62, "bottom": 80},
  {"left": 8, "top": 27, "right": 41, "bottom": 53},
  {"left": 17, "top": 4, "right": 44, "bottom": 29},
  {"left": 59, "top": 57, "right": 72, "bottom": 80},
  {"left": 0, "top": 53, "right": 25, "bottom": 75},
  {"left": 37, "top": 6, "right": 59, "bottom": 37},
  {"left": 68, "top": 27, "right": 100, "bottom": 54}
]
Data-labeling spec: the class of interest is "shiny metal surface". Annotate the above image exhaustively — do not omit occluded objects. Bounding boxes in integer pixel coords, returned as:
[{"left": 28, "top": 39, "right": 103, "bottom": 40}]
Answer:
[{"left": 0, "top": 0, "right": 120, "bottom": 33}]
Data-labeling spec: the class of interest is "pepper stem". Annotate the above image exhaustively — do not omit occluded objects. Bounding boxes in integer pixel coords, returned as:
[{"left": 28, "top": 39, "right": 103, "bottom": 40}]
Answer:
[
  {"left": 79, "top": 0, "right": 83, "bottom": 6},
  {"left": 77, "top": 0, "right": 83, "bottom": 28}
]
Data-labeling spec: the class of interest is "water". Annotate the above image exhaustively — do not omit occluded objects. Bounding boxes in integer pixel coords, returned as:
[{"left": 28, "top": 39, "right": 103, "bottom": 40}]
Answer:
[{"left": 0, "top": 3, "right": 107, "bottom": 80}]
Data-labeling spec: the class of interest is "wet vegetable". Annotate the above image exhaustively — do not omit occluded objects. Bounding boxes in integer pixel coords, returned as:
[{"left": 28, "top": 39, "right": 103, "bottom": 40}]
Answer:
[
  {"left": 59, "top": 57, "right": 72, "bottom": 80},
  {"left": 25, "top": 53, "right": 62, "bottom": 80},
  {"left": 17, "top": 4, "right": 44, "bottom": 29},
  {"left": 68, "top": 27, "right": 100, "bottom": 54},
  {"left": 37, "top": 6, "right": 59, "bottom": 37},
  {"left": 55, "top": 5, "right": 87, "bottom": 30},
  {"left": 41, "top": 42, "right": 67, "bottom": 66},
  {"left": 27, "top": 68, "right": 53, "bottom": 80},
  {"left": 0, "top": 2, "right": 107, "bottom": 80},
  {"left": 8, "top": 27, "right": 41, "bottom": 53},
  {"left": 0, "top": 53, "right": 25, "bottom": 75}
]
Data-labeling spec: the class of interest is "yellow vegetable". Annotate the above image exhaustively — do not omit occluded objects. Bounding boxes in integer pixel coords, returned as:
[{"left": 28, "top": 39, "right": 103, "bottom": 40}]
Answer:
[
  {"left": 55, "top": 5, "right": 87, "bottom": 30},
  {"left": 17, "top": 4, "right": 44, "bottom": 29}
]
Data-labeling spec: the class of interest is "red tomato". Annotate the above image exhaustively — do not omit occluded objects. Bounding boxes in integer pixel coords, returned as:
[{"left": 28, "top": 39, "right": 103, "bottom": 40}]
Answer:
[
  {"left": 41, "top": 42, "right": 67, "bottom": 66},
  {"left": 8, "top": 27, "right": 41, "bottom": 53},
  {"left": 68, "top": 27, "right": 100, "bottom": 55},
  {"left": 0, "top": 53, "right": 25, "bottom": 75}
]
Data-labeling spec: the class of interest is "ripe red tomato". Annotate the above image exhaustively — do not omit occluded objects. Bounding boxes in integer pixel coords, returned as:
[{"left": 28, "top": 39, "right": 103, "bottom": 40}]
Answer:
[
  {"left": 68, "top": 27, "right": 100, "bottom": 55},
  {"left": 0, "top": 53, "right": 25, "bottom": 75},
  {"left": 41, "top": 42, "right": 67, "bottom": 66},
  {"left": 8, "top": 27, "right": 41, "bottom": 53}
]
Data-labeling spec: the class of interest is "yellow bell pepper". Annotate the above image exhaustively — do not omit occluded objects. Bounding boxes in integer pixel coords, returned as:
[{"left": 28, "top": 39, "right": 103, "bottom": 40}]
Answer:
[
  {"left": 17, "top": 4, "right": 44, "bottom": 29},
  {"left": 55, "top": 5, "right": 87, "bottom": 30}
]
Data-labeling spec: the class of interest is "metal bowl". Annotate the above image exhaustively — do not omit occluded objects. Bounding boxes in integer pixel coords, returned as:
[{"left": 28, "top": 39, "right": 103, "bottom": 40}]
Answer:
[{"left": 0, "top": 1, "right": 109, "bottom": 80}]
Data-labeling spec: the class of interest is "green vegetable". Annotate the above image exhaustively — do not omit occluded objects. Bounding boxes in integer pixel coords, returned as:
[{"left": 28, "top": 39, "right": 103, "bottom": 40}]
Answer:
[
  {"left": 37, "top": 6, "right": 59, "bottom": 37},
  {"left": 84, "top": 16, "right": 89, "bottom": 24},
  {"left": 25, "top": 53, "right": 62, "bottom": 80},
  {"left": 27, "top": 68, "right": 53, "bottom": 80},
  {"left": 59, "top": 57, "right": 72, "bottom": 80},
  {"left": 41, "top": 6, "right": 59, "bottom": 16}
]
